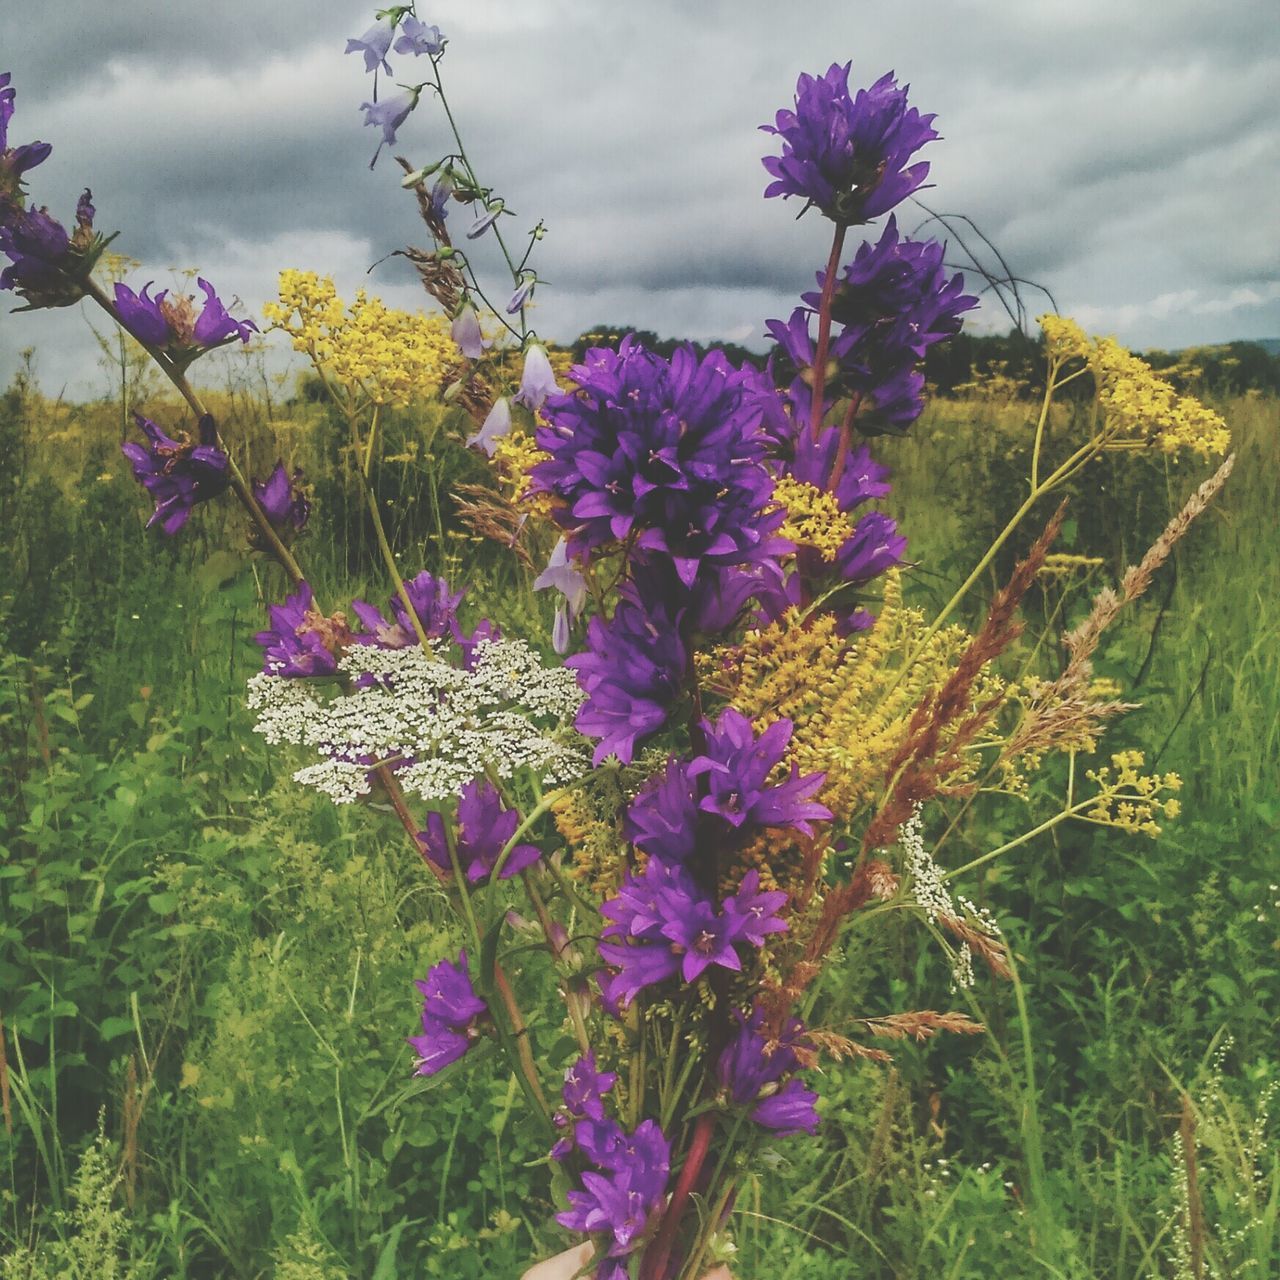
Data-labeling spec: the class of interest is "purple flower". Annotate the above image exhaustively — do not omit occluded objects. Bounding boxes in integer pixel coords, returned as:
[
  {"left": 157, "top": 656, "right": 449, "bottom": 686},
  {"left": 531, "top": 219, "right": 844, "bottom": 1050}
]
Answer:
[
  {"left": 252, "top": 582, "right": 343, "bottom": 678},
  {"left": 112, "top": 277, "right": 257, "bottom": 365},
  {"left": 0, "top": 71, "right": 52, "bottom": 195},
  {"left": 346, "top": 19, "right": 395, "bottom": 74},
  {"left": 252, "top": 462, "right": 310, "bottom": 534},
  {"left": 624, "top": 759, "right": 701, "bottom": 863},
  {"left": 515, "top": 342, "right": 558, "bottom": 411},
  {"left": 530, "top": 338, "right": 785, "bottom": 585},
  {"left": 467, "top": 396, "right": 511, "bottom": 456},
  {"left": 351, "top": 570, "right": 465, "bottom": 650},
  {"left": 408, "top": 950, "right": 488, "bottom": 1077},
  {"left": 450, "top": 301, "right": 486, "bottom": 360},
  {"left": 565, "top": 595, "right": 688, "bottom": 765},
  {"left": 687, "top": 708, "right": 831, "bottom": 836},
  {"left": 835, "top": 510, "right": 907, "bottom": 584},
  {"left": 556, "top": 1119, "right": 670, "bottom": 1260},
  {"left": 466, "top": 202, "right": 503, "bottom": 240},
  {"left": 787, "top": 425, "right": 892, "bottom": 514},
  {"left": 394, "top": 16, "right": 445, "bottom": 56},
  {"left": 417, "top": 778, "right": 541, "bottom": 883},
  {"left": 562, "top": 1052, "right": 618, "bottom": 1122},
  {"left": 753, "top": 1078, "right": 820, "bottom": 1136},
  {"left": 721, "top": 869, "right": 789, "bottom": 947},
  {"left": 0, "top": 192, "right": 100, "bottom": 310},
  {"left": 762, "top": 64, "right": 938, "bottom": 224},
  {"left": 663, "top": 897, "right": 743, "bottom": 982},
  {"left": 121, "top": 411, "right": 231, "bottom": 535},
  {"left": 506, "top": 273, "right": 536, "bottom": 314},
  {"left": 533, "top": 536, "right": 587, "bottom": 616},
  {"left": 361, "top": 88, "right": 420, "bottom": 166}
]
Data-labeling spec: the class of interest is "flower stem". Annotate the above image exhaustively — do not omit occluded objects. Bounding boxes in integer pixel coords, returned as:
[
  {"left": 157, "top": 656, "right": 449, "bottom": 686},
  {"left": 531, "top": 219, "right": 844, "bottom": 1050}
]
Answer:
[
  {"left": 642, "top": 1110, "right": 718, "bottom": 1280},
  {"left": 808, "top": 224, "right": 848, "bottom": 436}
]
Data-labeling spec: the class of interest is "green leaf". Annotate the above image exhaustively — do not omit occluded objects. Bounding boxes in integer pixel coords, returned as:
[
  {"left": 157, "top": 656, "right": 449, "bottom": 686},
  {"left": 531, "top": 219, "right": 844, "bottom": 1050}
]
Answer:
[{"left": 147, "top": 892, "right": 179, "bottom": 915}]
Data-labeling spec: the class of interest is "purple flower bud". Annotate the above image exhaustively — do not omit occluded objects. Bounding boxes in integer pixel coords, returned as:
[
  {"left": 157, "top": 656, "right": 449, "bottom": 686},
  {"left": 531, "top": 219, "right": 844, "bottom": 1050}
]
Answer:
[
  {"left": 515, "top": 342, "right": 558, "bottom": 411},
  {"left": 466, "top": 202, "right": 504, "bottom": 240},
  {"left": 506, "top": 273, "right": 536, "bottom": 314},
  {"left": 252, "top": 462, "right": 310, "bottom": 534},
  {"left": 345, "top": 19, "right": 395, "bottom": 74}
]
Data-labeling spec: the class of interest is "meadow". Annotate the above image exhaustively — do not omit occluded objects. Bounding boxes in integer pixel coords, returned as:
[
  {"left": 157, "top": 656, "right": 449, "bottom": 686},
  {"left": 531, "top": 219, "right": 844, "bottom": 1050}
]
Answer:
[{"left": 0, "top": 336, "right": 1275, "bottom": 1280}]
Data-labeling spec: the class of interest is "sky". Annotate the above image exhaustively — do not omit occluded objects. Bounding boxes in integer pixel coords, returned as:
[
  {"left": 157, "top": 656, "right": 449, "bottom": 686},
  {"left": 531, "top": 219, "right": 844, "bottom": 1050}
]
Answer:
[{"left": 1, "top": 0, "right": 1277, "bottom": 398}]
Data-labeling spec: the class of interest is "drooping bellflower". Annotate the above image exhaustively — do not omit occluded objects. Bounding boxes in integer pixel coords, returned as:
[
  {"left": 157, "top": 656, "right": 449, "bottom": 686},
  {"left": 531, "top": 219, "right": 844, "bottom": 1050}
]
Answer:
[
  {"left": 515, "top": 341, "right": 558, "bottom": 410},
  {"left": 120, "top": 411, "right": 231, "bottom": 534},
  {"left": 345, "top": 19, "right": 395, "bottom": 74}
]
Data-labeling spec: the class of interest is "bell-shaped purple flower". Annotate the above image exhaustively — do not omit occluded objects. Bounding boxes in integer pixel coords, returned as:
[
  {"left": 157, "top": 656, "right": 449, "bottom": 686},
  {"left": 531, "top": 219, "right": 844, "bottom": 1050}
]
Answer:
[
  {"left": 394, "top": 16, "right": 446, "bottom": 56},
  {"left": 121, "top": 411, "right": 231, "bottom": 535},
  {"left": 716, "top": 1007, "right": 818, "bottom": 1135},
  {"left": 451, "top": 301, "right": 487, "bottom": 360},
  {"left": 408, "top": 950, "right": 489, "bottom": 1077},
  {"left": 361, "top": 87, "right": 420, "bottom": 167},
  {"left": 762, "top": 64, "right": 939, "bottom": 224},
  {"left": 687, "top": 708, "right": 831, "bottom": 836},
  {"left": 753, "top": 1078, "right": 820, "bottom": 1135},
  {"left": 112, "top": 277, "right": 256, "bottom": 366},
  {"left": 417, "top": 778, "right": 542, "bottom": 883},
  {"left": 1, "top": 191, "right": 101, "bottom": 310},
  {"left": 466, "top": 396, "right": 511, "bottom": 456},
  {"left": 252, "top": 582, "right": 344, "bottom": 678},
  {"left": 252, "top": 462, "right": 310, "bottom": 533},
  {"left": 835, "top": 510, "right": 907, "bottom": 583},
  {"left": 506, "top": 273, "right": 536, "bottom": 314},
  {"left": 515, "top": 342, "right": 559, "bottom": 411},
  {"left": 345, "top": 19, "right": 395, "bottom": 74},
  {"left": 466, "top": 201, "right": 504, "bottom": 240},
  {"left": 624, "top": 759, "right": 701, "bottom": 863}
]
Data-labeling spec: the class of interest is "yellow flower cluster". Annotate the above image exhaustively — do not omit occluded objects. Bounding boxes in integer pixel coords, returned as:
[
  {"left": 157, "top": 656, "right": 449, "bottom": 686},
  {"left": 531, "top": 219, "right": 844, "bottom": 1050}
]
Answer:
[
  {"left": 1039, "top": 553, "right": 1104, "bottom": 578},
  {"left": 704, "top": 572, "right": 975, "bottom": 823},
  {"left": 1038, "top": 314, "right": 1230, "bottom": 459},
  {"left": 772, "top": 476, "right": 857, "bottom": 561},
  {"left": 1084, "top": 750, "right": 1183, "bottom": 836},
  {"left": 491, "top": 430, "right": 557, "bottom": 519},
  {"left": 554, "top": 776, "right": 628, "bottom": 899},
  {"left": 263, "top": 270, "right": 457, "bottom": 407}
]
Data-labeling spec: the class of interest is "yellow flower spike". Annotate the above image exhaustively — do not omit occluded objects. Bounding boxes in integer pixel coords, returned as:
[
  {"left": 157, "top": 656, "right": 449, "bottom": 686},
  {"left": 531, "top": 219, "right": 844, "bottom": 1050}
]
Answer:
[{"left": 772, "top": 476, "right": 858, "bottom": 561}]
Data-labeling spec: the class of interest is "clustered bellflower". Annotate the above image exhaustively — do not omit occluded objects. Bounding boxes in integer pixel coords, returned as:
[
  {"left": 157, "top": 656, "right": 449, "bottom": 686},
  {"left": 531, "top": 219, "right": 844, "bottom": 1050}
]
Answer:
[
  {"left": 121, "top": 411, "right": 230, "bottom": 535},
  {"left": 417, "top": 778, "right": 542, "bottom": 883},
  {"left": 716, "top": 1008, "right": 820, "bottom": 1136},
  {"left": 112, "top": 277, "right": 257, "bottom": 366},
  {"left": 408, "top": 951, "right": 488, "bottom": 1076},
  {"left": 252, "top": 462, "right": 310, "bottom": 535},
  {"left": 252, "top": 582, "right": 344, "bottom": 678},
  {"left": 761, "top": 63, "right": 938, "bottom": 224}
]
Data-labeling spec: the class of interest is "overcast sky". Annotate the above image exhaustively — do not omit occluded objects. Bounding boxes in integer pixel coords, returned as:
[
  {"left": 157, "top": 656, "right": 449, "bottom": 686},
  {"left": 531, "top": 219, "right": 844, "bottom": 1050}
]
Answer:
[{"left": 1, "top": 0, "right": 1276, "bottom": 398}]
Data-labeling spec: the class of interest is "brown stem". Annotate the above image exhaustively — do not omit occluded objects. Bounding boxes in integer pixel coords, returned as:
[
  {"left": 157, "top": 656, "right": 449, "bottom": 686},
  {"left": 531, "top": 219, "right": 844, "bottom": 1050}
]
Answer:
[
  {"left": 828, "top": 391, "right": 863, "bottom": 490},
  {"left": 642, "top": 1110, "right": 717, "bottom": 1280},
  {"left": 808, "top": 224, "right": 848, "bottom": 436}
]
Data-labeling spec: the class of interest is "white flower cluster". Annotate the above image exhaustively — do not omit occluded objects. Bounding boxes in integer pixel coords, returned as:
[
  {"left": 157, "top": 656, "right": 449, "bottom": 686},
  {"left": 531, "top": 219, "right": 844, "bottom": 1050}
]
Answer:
[{"left": 246, "top": 637, "right": 587, "bottom": 805}]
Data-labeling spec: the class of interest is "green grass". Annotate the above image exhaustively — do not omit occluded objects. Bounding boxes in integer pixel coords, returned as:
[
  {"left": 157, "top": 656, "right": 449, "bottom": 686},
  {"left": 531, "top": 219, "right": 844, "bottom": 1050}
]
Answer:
[{"left": 1, "top": 373, "right": 1277, "bottom": 1278}]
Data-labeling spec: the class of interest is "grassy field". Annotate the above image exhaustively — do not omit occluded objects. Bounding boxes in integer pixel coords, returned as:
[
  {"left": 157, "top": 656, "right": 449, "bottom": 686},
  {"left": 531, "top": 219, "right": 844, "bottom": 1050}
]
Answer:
[{"left": 0, "top": 355, "right": 1276, "bottom": 1279}]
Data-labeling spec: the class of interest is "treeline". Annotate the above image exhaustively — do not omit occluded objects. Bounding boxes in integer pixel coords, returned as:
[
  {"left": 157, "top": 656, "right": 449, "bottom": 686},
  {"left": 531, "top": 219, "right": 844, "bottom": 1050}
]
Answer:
[{"left": 571, "top": 325, "right": 1280, "bottom": 397}]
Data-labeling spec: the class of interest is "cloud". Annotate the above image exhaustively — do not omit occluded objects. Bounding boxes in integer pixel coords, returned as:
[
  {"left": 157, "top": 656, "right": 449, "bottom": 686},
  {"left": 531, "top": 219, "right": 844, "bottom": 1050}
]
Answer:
[{"left": 1, "top": 0, "right": 1275, "bottom": 398}]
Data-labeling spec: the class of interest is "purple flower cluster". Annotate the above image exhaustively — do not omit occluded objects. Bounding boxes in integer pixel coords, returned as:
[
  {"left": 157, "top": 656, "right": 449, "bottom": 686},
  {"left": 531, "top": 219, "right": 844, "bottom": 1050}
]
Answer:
[
  {"left": 531, "top": 339, "right": 784, "bottom": 587},
  {"left": 407, "top": 951, "right": 488, "bottom": 1077},
  {"left": 418, "top": 778, "right": 541, "bottom": 883},
  {"left": 350, "top": 570, "right": 466, "bottom": 650},
  {"left": 112, "top": 277, "right": 257, "bottom": 368},
  {"left": 761, "top": 64, "right": 938, "bottom": 225},
  {"left": 121, "top": 411, "right": 230, "bottom": 535},
  {"left": 0, "top": 73, "right": 107, "bottom": 309},
  {"left": 553, "top": 1055, "right": 671, "bottom": 1271},
  {"left": 717, "top": 1008, "right": 820, "bottom": 1136}
]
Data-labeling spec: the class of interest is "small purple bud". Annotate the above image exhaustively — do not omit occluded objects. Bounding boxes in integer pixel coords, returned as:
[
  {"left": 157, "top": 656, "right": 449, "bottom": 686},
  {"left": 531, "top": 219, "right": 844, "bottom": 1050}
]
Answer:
[
  {"left": 466, "top": 201, "right": 504, "bottom": 240},
  {"left": 506, "top": 274, "right": 536, "bottom": 314}
]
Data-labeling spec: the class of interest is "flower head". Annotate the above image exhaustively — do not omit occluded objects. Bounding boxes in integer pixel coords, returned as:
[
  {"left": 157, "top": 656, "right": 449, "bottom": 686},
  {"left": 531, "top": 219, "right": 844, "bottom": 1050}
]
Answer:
[
  {"left": 394, "top": 16, "right": 445, "bottom": 57},
  {"left": 450, "top": 300, "right": 487, "bottom": 359},
  {"left": 515, "top": 341, "right": 559, "bottom": 411},
  {"left": 252, "top": 581, "right": 345, "bottom": 677},
  {"left": 0, "top": 71, "right": 52, "bottom": 197},
  {"left": 121, "top": 411, "right": 231, "bottom": 534},
  {"left": 112, "top": 277, "right": 257, "bottom": 367},
  {"left": 351, "top": 570, "right": 466, "bottom": 650},
  {"left": 467, "top": 396, "right": 512, "bottom": 456},
  {"left": 417, "top": 778, "right": 541, "bottom": 883},
  {"left": 408, "top": 950, "right": 488, "bottom": 1077},
  {"left": 531, "top": 338, "right": 784, "bottom": 584},
  {"left": 346, "top": 19, "right": 395, "bottom": 74},
  {"left": 252, "top": 462, "right": 310, "bottom": 534},
  {"left": 361, "top": 88, "right": 420, "bottom": 166},
  {"left": 0, "top": 191, "right": 102, "bottom": 310},
  {"left": 762, "top": 64, "right": 938, "bottom": 223}
]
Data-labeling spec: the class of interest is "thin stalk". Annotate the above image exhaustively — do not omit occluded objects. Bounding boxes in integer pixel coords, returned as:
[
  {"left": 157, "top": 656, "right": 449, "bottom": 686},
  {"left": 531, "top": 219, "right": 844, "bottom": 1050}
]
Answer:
[{"left": 809, "top": 224, "right": 848, "bottom": 436}]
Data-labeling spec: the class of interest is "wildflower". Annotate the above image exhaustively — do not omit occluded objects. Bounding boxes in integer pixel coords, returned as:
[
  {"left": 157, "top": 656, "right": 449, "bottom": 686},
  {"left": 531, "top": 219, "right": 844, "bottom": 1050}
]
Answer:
[
  {"left": 834, "top": 510, "right": 907, "bottom": 584},
  {"left": 761, "top": 64, "right": 938, "bottom": 224},
  {"left": 112, "top": 277, "right": 257, "bottom": 367},
  {"left": 752, "top": 1078, "right": 820, "bottom": 1135},
  {"left": 556, "top": 1119, "right": 670, "bottom": 1264},
  {"left": 533, "top": 537, "right": 588, "bottom": 655},
  {"left": 361, "top": 88, "right": 420, "bottom": 166},
  {"left": 530, "top": 338, "right": 785, "bottom": 584},
  {"left": 565, "top": 595, "right": 688, "bottom": 765},
  {"left": 417, "top": 777, "right": 542, "bottom": 882},
  {"left": 466, "top": 201, "right": 504, "bottom": 240},
  {"left": 506, "top": 273, "right": 536, "bottom": 313},
  {"left": 451, "top": 300, "right": 486, "bottom": 359},
  {"left": 716, "top": 1008, "right": 819, "bottom": 1135},
  {"left": 467, "top": 396, "right": 512, "bottom": 456},
  {"left": 252, "top": 581, "right": 343, "bottom": 678},
  {"left": 394, "top": 16, "right": 445, "bottom": 57},
  {"left": 624, "top": 758, "right": 702, "bottom": 863},
  {"left": 551, "top": 1051, "right": 621, "bottom": 1161},
  {"left": 688, "top": 708, "right": 831, "bottom": 836},
  {"left": 0, "top": 71, "right": 51, "bottom": 195},
  {"left": 515, "top": 341, "right": 559, "bottom": 411},
  {"left": 408, "top": 951, "right": 488, "bottom": 1076},
  {"left": 121, "top": 411, "right": 230, "bottom": 534},
  {"left": 252, "top": 462, "right": 310, "bottom": 533},
  {"left": 345, "top": 18, "right": 396, "bottom": 74},
  {"left": 351, "top": 569, "right": 465, "bottom": 649},
  {"left": 0, "top": 190, "right": 103, "bottom": 310}
]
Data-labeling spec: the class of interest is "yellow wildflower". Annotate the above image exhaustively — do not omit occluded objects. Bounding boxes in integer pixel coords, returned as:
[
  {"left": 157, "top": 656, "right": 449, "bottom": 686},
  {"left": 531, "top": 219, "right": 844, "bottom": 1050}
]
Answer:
[{"left": 772, "top": 476, "right": 857, "bottom": 561}]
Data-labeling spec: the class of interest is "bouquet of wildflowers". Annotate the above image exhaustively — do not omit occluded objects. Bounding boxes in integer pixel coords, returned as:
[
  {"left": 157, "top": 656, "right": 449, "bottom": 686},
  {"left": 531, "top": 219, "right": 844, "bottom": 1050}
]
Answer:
[{"left": 0, "top": 16, "right": 1233, "bottom": 1277}]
